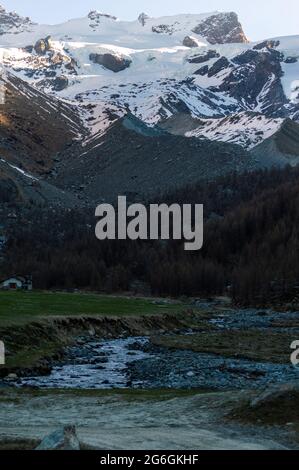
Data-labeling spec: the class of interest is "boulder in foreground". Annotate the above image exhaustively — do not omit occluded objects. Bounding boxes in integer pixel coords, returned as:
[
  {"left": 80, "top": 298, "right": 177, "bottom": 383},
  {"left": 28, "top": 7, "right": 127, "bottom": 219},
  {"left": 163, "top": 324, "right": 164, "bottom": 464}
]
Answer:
[{"left": 36, "top": 425, "right": 80, "bottom": 450}]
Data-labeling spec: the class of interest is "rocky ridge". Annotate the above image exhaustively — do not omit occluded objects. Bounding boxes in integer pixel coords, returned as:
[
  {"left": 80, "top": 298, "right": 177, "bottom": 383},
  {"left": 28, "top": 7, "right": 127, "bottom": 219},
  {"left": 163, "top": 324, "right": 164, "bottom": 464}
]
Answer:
[{"left": 0, "top": 4, "right": 34, "bottom": 36}]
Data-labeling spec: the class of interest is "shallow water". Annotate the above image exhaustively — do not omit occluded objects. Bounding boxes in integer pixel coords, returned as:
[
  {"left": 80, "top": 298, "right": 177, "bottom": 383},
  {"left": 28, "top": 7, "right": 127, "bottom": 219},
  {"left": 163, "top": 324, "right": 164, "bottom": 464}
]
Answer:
[
  {"left": 18, "top": 334, "right": 299, "bottom": 390},
  {"left": 19, "top": 337, "right": 152, "bottom": 389}
]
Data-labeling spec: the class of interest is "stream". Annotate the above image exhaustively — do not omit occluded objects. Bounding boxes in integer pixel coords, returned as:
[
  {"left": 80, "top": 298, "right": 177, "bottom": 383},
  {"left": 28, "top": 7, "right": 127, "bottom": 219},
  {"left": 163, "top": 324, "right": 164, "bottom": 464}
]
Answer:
[{"left": 18, "top": 334, "right": 298, "bottom": 390}]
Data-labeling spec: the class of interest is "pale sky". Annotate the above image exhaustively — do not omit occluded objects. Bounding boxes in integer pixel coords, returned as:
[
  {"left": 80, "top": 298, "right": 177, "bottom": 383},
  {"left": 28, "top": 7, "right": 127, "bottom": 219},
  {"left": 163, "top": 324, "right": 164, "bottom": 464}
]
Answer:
[{"left": 1, "top": 0, "right": 298, "bottom": 40}]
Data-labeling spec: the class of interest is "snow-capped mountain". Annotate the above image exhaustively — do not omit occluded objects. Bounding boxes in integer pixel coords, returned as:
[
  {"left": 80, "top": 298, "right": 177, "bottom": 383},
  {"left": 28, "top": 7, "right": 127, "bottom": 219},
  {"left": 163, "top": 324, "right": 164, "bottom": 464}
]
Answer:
[
  {"left": 1, "top": 6, "right": 298, "bottom": 145},
  {"left": 0, "top": 4, "right": 299, "bottom": 204}
]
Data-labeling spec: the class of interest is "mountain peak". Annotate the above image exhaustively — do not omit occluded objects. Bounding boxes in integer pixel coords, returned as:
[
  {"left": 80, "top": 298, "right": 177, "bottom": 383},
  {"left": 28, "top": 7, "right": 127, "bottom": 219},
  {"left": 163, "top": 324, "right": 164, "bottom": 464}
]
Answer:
[{"left": 192, "top": 11, "right": 248, "bottom": 44}]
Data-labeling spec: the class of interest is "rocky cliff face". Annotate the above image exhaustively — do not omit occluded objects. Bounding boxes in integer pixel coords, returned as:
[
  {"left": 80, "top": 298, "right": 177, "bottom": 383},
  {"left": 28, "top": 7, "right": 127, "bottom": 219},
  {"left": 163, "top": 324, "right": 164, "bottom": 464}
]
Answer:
[
  {"left": 192, "top": 12, "right": 248, "bottom": 44},
  {"left": 197, "top": 44, "right": 288, "bottom": 117}
]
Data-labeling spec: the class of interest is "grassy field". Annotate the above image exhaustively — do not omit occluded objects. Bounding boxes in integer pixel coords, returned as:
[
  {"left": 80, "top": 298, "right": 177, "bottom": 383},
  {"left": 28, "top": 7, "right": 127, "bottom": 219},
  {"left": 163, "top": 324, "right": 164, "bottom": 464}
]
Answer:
[
  {"left": 0, "top": 291, "right": 185, "bottom": 326},
  {"left": 151, "top": 329, "right": 295, "bottom": 364}
]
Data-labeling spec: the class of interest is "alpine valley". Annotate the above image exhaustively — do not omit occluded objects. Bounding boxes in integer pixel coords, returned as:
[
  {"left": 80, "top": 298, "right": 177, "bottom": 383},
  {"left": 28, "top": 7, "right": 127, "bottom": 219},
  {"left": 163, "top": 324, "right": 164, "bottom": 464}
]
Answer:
[
  {"left": 2, "top": 5, "right": 299, "bottom": 454},
  {"left": 0, "top": 4, "right": 299, "bottom": 207}
]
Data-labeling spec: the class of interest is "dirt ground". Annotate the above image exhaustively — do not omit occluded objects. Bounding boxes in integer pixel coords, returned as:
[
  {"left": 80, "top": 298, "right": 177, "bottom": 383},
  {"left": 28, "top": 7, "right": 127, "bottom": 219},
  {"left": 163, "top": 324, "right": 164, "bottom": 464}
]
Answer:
[{"left": 0, "top": 389, "right": 295, "bottom": 450}]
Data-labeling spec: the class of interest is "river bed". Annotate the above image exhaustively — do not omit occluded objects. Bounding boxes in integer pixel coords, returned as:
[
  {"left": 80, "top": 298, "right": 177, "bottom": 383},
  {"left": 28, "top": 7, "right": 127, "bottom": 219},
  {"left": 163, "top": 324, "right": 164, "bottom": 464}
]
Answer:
[{"left": 17, "top": 334, "right": 298, "bottom": 390}]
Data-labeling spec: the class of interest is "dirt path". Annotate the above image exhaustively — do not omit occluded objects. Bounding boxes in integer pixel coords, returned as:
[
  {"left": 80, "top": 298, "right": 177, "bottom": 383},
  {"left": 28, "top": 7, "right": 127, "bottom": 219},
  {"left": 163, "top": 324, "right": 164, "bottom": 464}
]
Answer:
[{"left": 0, "top": 390, "right": 288, "bottom": 450}]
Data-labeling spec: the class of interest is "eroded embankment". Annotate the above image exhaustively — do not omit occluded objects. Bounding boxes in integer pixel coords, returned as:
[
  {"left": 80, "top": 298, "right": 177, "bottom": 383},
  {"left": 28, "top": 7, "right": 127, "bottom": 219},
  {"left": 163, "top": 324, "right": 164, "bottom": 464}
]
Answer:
[{"left": 0, "top": 311, "right": 194, "bottom": 377}]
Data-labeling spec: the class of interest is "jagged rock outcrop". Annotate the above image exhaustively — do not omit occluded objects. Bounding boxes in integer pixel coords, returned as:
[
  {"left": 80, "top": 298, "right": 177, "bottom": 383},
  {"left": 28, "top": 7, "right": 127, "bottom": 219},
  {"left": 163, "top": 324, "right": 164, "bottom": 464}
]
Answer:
[
  {"left": 152, "top": 24, "right": 175, "bottom": 35},
  {"left": 88, "top": 10, "right": 117, "bottom": 30},
  {"left": 36, "top": 426, "right": 80, "bottom": 450},
  {"left": 232, "top": 49, "right": 262, "bottom": 66},
  {"left": 0, "top": 4, "right": 34, "bottom": 35},
  {"left": 195, "top": 56, "right": 232, "bottom": 77},
  {"left": 188, "top": 50, "right": 220, "bottom": 64},
  {"left": 192, "top": 12, "right": 248, "bottom": 44},
  {"left": 183, "top": 36, "right": 200, "bottom": 48},
  {"left": 207, "top": 57, "right": 231, "bottom": 77},
  {"left": 34, "top": 36, "right": 52, "bottom": 55},
  {"left": 194, "top": 65, "right": 209, "bottom": 76},
  {"left": 191, "top": 46, "right": 288, "bottom": 117},
  {"left": 89, "top": 53, "right": 132, "bottom": 72},
  {"left": 253, "top": 40, "right": 280, "bottom": 50},
  {"left": 88, "top": 10, "right": 117, "bottom": 21},
  {"left": 220, "top": 48, "right": 287, "bottom": 115}
]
